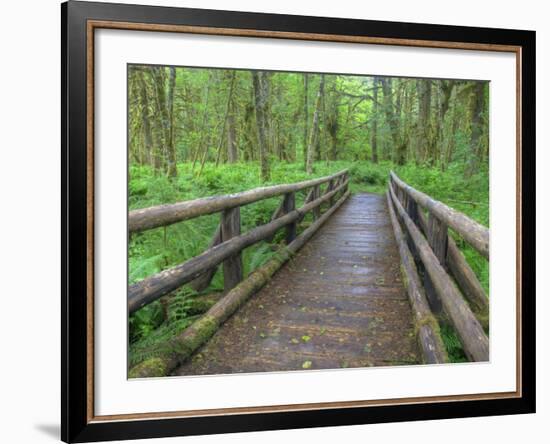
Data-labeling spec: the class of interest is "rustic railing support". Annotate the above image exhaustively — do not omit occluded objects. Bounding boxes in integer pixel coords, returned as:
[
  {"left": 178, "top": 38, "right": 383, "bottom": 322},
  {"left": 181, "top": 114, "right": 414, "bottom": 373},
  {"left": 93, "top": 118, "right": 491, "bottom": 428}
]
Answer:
[
  {"left": 390, "top": 171, "right": 489, "bottom": 259},
  {"left": 415, "top": 203, "right": 487, "bottom": 323},
  {"left": 129, "top": 191, "right": 350, "bottom": 378},
  {"left": 128, "top": 178, "right": 349, "bottom": 313},
  {"left": 386, "top": 190, "right": 448, "bottom": 364},
  {"left": 327, "top": 178, "right": 335, "bottom": 206},
  {"left": 283, "top": 192, "right": 296, "bottom": 244},
  {"left": 221, "top": 207, "right": 243, "bottom": 292},
  {"left": 129, "top": 169, "right": 348, "bottom": 233},
  {"left": 427, "top": 213, "right": 449, "bottom": 266},
  {"left": 389, "top": 184, "right": 489, "bottom": 362},
  {"left": 446, "top": 236, "right": 489, "bottom": 317},
  {"left": 312, "top": 185, "right": 321, "bottom": 220},
  {"left": 189, "top": 224, "right": 222, "bottom": 292}
]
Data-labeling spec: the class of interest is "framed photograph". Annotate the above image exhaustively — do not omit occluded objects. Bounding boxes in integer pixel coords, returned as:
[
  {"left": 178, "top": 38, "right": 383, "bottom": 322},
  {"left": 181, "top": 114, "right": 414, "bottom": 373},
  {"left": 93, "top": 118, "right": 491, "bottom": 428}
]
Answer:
[{"left": 62, "top": 1, "right": 535, "bottom": 442}]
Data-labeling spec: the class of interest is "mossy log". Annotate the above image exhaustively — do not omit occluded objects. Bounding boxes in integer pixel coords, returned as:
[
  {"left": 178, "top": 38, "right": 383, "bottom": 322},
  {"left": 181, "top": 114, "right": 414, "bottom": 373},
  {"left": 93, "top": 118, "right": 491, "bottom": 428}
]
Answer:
[
  {"left": 129, "top": 169, "right": 348, "bottom": 233},
  {"left": 389, "top": 185, "right": 489, "bottom": 362},
  {"left": 390, "top": 171, "right": 489, "bottom": 259},
  {"left": 386, "top": 190, "right": 448, "bottom": 364},
  {"left": 128, "top": 179, "right": 349, "bottom": 314},
  {"left": 129, "top": 191, "right": 350, "bottom": 378}
]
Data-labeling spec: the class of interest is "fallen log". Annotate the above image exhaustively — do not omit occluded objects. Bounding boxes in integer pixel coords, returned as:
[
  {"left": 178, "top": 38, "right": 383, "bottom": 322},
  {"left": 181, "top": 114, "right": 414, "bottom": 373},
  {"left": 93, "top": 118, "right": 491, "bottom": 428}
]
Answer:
[
  {"left": 389, "top": 185, "right": 489, "bottom": 362},
  {"left": 129, "top": 191, "right": 350, "bottom": 378},
  {"left": 390, "top": 171, "right": 489, "bottom": 259},
  {"left": 128, "top": 180, "right": 349, "bottom": 314},
  {"left": 386, "top": 190, "right": 448, "bottom": 364},
  {"left": 129, "top": 169, "right": 348, "bottom": 233}
]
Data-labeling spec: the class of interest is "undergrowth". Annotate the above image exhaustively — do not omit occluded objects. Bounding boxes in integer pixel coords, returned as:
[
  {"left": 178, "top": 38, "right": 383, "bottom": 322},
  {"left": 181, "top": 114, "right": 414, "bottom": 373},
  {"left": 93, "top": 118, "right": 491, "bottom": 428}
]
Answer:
[{"left": 129, "top": 160, "right": 489, "bottom": 366}]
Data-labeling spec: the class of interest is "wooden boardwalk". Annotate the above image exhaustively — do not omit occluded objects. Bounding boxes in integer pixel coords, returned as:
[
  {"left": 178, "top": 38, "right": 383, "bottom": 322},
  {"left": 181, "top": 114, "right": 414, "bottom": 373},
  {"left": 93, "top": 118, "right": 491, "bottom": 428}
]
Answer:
[{"left": 174, "top": 193, "right": 420, "bottom": 376}]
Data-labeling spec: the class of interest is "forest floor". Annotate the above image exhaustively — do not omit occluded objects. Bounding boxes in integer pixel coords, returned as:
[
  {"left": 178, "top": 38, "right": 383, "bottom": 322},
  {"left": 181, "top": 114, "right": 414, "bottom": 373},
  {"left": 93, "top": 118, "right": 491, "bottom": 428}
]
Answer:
[{"left": 129, "top": 160, "right": 488, "bottom": 366}]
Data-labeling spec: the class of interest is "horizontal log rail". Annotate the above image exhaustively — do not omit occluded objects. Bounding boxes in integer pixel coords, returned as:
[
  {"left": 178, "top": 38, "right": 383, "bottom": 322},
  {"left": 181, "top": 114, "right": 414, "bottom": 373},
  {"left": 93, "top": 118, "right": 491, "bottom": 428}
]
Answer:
[
  {"left": 387, "top": 173, "right": 489, "bottom": 362},
  {"left": 129, "top": 169, "right": 349, "bottom": 233},
  {"left": 416, "top": 209, "right": 489, "bottom": 324},
  {"left": 130, "top": 190, "right": 351, "bottom": 378},
  {"left": 129, "top": 171, "right": 349, "bottom": 314},
  {"left": 390, "top": 171, "right": 489, "bottom": 259},
  {"left": 386, "top": 190, "right": 448, "bottom": 364}
]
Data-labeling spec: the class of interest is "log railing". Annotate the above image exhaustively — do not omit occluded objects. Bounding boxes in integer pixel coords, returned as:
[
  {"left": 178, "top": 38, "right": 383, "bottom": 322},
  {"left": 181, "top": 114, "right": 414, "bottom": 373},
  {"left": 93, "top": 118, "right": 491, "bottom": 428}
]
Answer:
[
  {"left": 129, "top": 169, "right": 350, "bottom": 315},
  {"left": 387, "top": 171, "right": 489, "bottom": 363}
]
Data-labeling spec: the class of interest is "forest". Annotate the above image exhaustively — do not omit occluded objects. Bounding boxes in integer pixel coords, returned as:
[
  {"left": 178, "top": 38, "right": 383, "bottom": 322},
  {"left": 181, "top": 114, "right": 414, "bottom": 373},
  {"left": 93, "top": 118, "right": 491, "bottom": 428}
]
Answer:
[{"left": 128, "top": 64, "right": 489, "bottom": 367}]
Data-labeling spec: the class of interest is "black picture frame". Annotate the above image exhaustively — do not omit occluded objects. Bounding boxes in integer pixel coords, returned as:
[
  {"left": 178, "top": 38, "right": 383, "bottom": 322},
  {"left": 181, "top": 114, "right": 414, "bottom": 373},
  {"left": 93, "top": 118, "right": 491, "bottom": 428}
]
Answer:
[{"left": 61, "top": 1, "right": 536, "bottom": 442}]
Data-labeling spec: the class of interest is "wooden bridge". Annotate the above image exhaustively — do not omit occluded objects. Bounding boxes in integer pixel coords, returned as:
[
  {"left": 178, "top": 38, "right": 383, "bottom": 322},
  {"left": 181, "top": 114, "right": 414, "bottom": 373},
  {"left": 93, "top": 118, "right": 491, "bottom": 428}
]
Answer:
[{"left": 128, "top": 170, "right": 489, "bottom": 378}]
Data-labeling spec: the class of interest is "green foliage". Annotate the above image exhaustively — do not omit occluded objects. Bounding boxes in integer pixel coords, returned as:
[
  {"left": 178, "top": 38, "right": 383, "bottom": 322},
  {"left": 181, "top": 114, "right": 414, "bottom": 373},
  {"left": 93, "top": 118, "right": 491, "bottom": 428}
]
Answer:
[
  {"left": 129, "top": 159, "right": 489, "bottom": 366},
  {"left": 128, "top": 65, "right": 490, "bottom": 371},
  {"left": 439, "top": 323, "right": 468, "bottom": 363}
]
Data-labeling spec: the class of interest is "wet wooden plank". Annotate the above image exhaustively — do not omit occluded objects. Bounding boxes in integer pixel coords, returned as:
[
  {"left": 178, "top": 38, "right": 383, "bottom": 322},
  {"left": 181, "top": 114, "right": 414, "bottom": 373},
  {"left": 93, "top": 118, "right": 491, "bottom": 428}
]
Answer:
[{"left": 174, "top": 193, "right": 420, "bottom": 376}]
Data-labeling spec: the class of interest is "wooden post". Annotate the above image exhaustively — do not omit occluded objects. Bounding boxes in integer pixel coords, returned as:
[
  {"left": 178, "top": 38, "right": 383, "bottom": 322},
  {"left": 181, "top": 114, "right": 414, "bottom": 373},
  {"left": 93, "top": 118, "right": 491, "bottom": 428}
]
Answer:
[
  {"left": 386, "top": 190, "right": 448, "bottom": 364},
  {"left": 389, "top": 185, "right": 489, "bottom": 362},
  {"left": 427, "top": 213, "right": 448, "bottom": 266},
  {"left": 221, "top": 207, "right": 243, "bottom": 292},
  {"left": 423, "top": 212, "right": 448, "bottom": 315},
  {"left": 313, "top": 185, "right": 321, "bottom": 220},
  {"left": 390, "top": 171, "right": 489, "bottom": 259},
  {"left": 404, "top": 197, "right": 420, "bottom": 257},
  {"left": 423, "top": 273, "right": 442, "bottom": 314},
  {"left": 189, "top": 224, "right": 222, "bottom": 292},
  {"left": 283, "top": 192, "right": 296, "bottom": 244},
  {"left": 406, "top": 195, "right": 419, "bottom": 226},
  {"left": 414, "top": 210, "right": 442, "bottom": 314},
  {"left": 327, "top": 179, "right": 335, "bottom": 207}
]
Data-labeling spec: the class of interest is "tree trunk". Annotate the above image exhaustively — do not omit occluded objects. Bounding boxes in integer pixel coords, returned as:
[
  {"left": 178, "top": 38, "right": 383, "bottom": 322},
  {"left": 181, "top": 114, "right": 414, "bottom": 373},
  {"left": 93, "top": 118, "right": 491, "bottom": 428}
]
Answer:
[
  {"left": 416, "top": 78, "right": 432, "bottom": 164},
  {"left": 252, "top": 71, "right": 271, "bottom": 181},
  {"left": 465, "top": 82, "right": 486, "bottom": 178},
  {"left": 137, "top": 72, "right": 154, "bottom": 168},
  {"left": 192, "top": 76, "right": 211, "bottom": 170},
  {"left": 306, "top": 75, "right": 325, "bottom": 174},
  {"left": 215, "top": 71, "right": 237, "bottom": 167},
  {"left": 303, "top": 73, "right": 309, "bottom": 169},
  {"left": 371, "top": 77, "right": 379, "bottom": 163},
  {"left": 226, "top": 72, "right": 239, "bottom": 163},
  {"left": 443, "top": 101, "right": 459, "bottom": 170},
  {"left": 166, "top": 67, "right": 177, "bottom": 177},
  {"left": 151, "top": 67, "right": 170, "bottom": 174},
  {"left": 381, "top": 78, "right": 406, "bottom": 165}
]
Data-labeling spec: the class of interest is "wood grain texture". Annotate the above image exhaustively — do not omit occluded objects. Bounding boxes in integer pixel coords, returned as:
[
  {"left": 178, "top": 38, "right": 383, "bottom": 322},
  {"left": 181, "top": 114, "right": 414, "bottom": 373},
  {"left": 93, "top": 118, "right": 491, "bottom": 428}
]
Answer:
[
  {"left": 129, "top": 192, "right": 350, "bottom": 378},
  {"left": 128, "top": 180, "right": 348, "bottom": 313},
  {"left": 129, "top": 170, "right": 347, "bottom": 233},
  {"left": 175, "top": 193, "right": 420, "bottom": 376},
  {"left": 386, "top": 190, "right": 448, "bottom": 364},
  {"left": 221, "top": 207, "right": 243, "bottom": 292},
  {"left": 389, "top": 186, "right": 489, "bottom": 362},
  {"left": 391, "top": 171, "right": 489, "bottom": 259}
]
